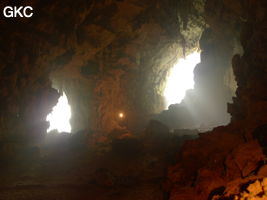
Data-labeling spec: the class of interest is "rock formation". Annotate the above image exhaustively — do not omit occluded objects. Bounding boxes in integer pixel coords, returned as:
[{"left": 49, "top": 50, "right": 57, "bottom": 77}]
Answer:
[
  {"left": 0, "top": 0, "right": 266, "bottom": 199},
  {"left": 167, "top": 0, "right": 267, "bottom": 199}
]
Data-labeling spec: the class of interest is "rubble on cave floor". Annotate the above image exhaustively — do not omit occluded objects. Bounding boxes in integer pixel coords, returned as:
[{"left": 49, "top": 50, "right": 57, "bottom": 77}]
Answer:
[
  {"left": 167, "top": 122, "right": 267, "bottom": 200},
  {"left": 212, "top": 178, "right": 267, "bottom": 200}
]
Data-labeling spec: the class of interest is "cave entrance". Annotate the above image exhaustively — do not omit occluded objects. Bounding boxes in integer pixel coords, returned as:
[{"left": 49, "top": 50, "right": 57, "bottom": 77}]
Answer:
[
  {"left": 164, "top": 51, "right": 200, "bottom": 107},
  {"left": 46, "top": 92, "right": 72, "bottom": 133}
]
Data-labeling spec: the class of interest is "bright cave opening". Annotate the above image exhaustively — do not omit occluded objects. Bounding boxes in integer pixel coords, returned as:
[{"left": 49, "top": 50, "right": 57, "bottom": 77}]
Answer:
[
  {"left": 164, "top": 51, "right": 200, "bottom": 107},
  {"left": 46, "top": 92, "right": 72, "bottom": 133}
]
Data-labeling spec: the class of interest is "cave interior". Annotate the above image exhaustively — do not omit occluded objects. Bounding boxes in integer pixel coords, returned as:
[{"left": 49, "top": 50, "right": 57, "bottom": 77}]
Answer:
[{"left": 0, "top": 0, "right": 267, "bottom": 199}]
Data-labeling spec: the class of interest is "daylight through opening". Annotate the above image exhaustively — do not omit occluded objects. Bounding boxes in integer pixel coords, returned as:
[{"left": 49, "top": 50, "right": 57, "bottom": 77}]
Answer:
[
  {"left": 164, "top": 51, "right": 200, "bottom": 107},
  {"left": 46, "top": 92, "right": 72, "bottom": 133}
]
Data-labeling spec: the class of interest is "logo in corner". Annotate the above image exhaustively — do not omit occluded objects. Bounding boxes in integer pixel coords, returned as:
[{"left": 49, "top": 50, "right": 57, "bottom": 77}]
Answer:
[{"left": 3, "top": 6, "right": 33, "bottom": 18}]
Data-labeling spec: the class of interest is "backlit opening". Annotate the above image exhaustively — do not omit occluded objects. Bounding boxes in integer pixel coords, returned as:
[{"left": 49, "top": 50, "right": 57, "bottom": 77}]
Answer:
[
  {"left": 164, "top": 51, "right": 200, "bottom": 107},
  {"left": 46, "top": 92, "right": 72, "bottom": 133}
]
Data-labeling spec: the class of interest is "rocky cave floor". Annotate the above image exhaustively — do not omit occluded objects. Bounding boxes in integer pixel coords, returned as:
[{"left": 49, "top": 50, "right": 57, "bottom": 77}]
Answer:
[
  {"left": 0, "top": 121, "right": 195, "bottom": 200},
  {"left": 1, "top": 121, "right": 267, "bottom": 200}
]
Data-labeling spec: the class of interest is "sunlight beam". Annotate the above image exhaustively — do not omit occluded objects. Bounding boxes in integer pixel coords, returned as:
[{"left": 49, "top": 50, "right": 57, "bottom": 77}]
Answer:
[
  {"left": 46, "top": 92, "right": 72, "bottom": 133},
  {"left": 164, "top": 51, "right": 200, "bottom": 107}
]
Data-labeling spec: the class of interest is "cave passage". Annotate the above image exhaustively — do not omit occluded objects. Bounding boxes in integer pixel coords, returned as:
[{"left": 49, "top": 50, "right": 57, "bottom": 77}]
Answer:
[
  {"left": 164, "top": 51, "right": 200, "bottom": 107},
  {"left": 46, "top": 92, "right": 72, "bottom": 133}
]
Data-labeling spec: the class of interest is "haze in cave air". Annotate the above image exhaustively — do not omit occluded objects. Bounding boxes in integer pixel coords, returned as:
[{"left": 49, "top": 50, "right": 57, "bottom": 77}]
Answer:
[
  {"left": 46, "top": 92, "right": 72, "bottom": 133},
  {"left": 164, "top": 51, "right": 200, "bottom": 107}
]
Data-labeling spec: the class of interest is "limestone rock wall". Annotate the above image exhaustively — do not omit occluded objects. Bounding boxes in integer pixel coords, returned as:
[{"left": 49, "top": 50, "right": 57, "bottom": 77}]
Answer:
[
  {"left": 153, "top": 26, "right": 238, "bottom": 130},
  {"left": 0, "top": 0, "right": 205, "bottom": 142},
  {"left": 167, "top": 1, "right": 267, "bottom": 200}
]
